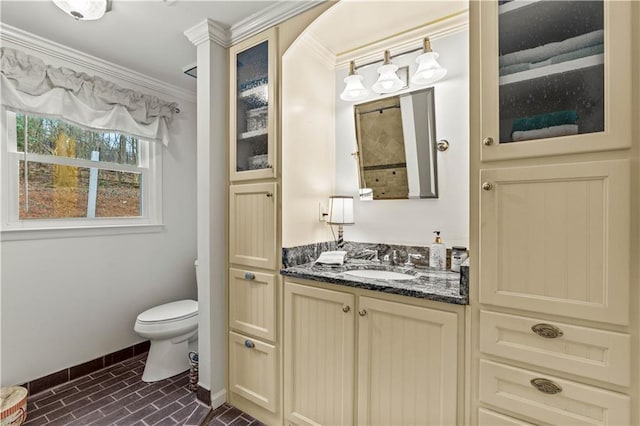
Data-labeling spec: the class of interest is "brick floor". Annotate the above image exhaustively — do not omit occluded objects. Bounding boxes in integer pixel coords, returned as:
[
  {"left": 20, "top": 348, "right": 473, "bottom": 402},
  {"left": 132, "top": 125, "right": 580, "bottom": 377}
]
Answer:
[{"left": 23, "top": 354, "right": 263, "bottom": 426}]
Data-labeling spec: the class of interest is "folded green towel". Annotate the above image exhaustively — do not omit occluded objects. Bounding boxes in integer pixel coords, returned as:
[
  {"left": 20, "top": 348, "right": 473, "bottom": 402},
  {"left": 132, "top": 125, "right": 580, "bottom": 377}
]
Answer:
[{"left": 512, "top": 110, "right": 579, "bottom": 133}]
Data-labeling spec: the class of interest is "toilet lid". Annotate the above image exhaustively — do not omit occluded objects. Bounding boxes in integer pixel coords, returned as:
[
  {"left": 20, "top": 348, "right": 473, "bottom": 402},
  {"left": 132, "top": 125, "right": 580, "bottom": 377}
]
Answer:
[{"left": 137, "top": 300, "right": 198, "bottom": 324}]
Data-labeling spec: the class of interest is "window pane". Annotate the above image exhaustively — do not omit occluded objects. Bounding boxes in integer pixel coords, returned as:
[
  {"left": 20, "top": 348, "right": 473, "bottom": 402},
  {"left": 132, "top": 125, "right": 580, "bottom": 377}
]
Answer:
[
  {"left": 19, "top": 162, "right": 142, "bottom": 219},
  {"left": 16, "top": 114, "right": 139, "bottom": 165},
  {"left": 95, "top": 170, "right": 141, "bottom": 218}
]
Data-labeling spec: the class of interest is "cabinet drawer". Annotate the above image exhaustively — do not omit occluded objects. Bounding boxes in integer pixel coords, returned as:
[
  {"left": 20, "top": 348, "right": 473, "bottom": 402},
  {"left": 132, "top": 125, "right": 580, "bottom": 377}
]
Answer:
[
  {"left": 229, "top": 269, "right": 276, "bottom": 341},
  {"left": 479, "top": 360, "right": 630, "bottom": 425},
  {"left": 478, "top": 408, "right": 534, "bottom": 425},
  {"left": 480, "top": 310, "right": 630, "bottom": 386},
  {"left": 229, "top": 331, "right": 278, "bottom": 412}
]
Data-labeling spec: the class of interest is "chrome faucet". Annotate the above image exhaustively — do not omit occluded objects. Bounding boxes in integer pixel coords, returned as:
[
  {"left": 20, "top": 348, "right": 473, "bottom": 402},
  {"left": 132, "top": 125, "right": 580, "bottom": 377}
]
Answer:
[
  {"left": 383, "top": 250, "right": 398, "bottom": 265},
  {"left": 361, "top": 249, "right": 379, "bottom": 262},
  {"left": 404, "top": 253, "right": 424, "bottom": 267}
]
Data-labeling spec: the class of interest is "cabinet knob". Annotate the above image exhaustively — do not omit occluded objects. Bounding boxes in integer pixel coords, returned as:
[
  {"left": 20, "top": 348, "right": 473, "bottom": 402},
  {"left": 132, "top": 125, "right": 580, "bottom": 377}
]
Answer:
[
  {"left": 483, "top": 137, "right": 494, "bottom": 146},
  {"left": 530, "top": 378, "right": 562, "bottom": 395},
  {"left": 531, "top": 323, "right": 563, "bottom": 339},
  {"left": 482, "top": 182, "right": 493, "bottom": 191},
  {"left": 358, "top": 309, "right": 367, "bottom": 317},
  {"left": 266, "top": 192, "right": 273, "bottom": 198},
  {"left": 244, "top": 272, "right": 255, "bottom": 280},
  {"left": 342, "top": 305, "right": 351, "bottom": 313},
  {"left": 244, "top": 340, "right": 255, "bottom": 349}
]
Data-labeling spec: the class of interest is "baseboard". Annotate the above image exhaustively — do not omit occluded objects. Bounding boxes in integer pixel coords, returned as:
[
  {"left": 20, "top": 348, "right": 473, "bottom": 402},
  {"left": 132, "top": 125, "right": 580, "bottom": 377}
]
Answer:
[
  {"left": 196, "top": 385, "right": 211, "bottom": 406},
  {"left": 210, "top": 388, "right": 227, "bottom": 408},
  {"left": 22, "top": 340, "right": 150, "bottom": 396}
]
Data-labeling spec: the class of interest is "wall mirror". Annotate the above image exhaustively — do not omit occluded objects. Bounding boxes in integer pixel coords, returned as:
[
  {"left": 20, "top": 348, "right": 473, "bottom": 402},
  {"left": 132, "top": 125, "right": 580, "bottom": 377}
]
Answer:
[{"left": 354, "top": 87, "right": 438, "bottom": 200}]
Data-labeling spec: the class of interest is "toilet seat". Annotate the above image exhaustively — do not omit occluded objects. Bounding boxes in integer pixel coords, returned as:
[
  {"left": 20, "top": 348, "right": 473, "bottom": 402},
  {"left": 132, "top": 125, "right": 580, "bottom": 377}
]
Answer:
[{"left": 136, "top": 300, "right": 198, "bottom": 325}]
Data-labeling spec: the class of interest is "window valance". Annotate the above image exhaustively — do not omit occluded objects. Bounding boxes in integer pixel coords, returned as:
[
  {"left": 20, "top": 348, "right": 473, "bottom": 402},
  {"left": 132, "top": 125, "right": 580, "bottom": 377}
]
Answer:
[{"left": 0, "top": 47, "right": 178, "bottom": 145}]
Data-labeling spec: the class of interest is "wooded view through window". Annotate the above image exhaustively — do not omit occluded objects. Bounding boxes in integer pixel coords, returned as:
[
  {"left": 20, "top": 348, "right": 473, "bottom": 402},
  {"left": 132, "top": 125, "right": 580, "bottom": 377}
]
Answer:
[{"left": 15, "top": 114, "right": 144, "bottom": 220}]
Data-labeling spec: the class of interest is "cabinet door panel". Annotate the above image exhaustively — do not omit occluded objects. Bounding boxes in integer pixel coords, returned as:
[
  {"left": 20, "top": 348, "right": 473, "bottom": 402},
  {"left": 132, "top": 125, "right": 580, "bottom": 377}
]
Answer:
[
  {"left": 479, "top": 1, "right": 631, "bottom": 160},
  {"left": 229, "top": 182, "right": 277, "bottom": 269},
  {"left": 478, "top": 408, "right": 534, "bottom": 426},
  {"left": 479, "top": 160, "right": 629, "bottom": 324},
  {"left": 229, "top": 268, "right": 276, "bottom": 341},
  {"left": 284, "top": 282, "right": 355, "bottom": 426},
  {"left": 230, "top": 27, "right": 277, "bottom": 181},
  {"left": 357, "top": 297, "right": 458, "bottom": 426},
  {"left": 229, "top": 331, "right": 277, "bottom": 412},
  {"left": 480, "top": 310, "right": 630, "bottom": 386},
  {"left": 479, "top": 360, "right": 630, "bottom": 425}
]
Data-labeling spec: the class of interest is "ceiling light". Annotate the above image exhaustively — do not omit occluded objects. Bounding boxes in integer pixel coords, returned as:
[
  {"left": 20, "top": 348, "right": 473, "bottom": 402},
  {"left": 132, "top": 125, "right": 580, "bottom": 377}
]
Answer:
[
  {"left": 372, "top": 50, "right": 404, "bottom": 94},
  {"left": 411, "top": 37, "right": 447, "bottom": 86},
  {"left": 340, "top": 61, "right": 369, "bottom": 102},
  {"left": 52, "top": 0, "right": 111, "bottom": 20}
]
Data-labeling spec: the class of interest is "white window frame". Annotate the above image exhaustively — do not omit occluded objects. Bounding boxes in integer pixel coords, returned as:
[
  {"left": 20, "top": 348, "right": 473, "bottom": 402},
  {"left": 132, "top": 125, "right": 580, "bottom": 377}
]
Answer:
[{"left": 0, "top": 108, "right": 163, "bottom": 240}]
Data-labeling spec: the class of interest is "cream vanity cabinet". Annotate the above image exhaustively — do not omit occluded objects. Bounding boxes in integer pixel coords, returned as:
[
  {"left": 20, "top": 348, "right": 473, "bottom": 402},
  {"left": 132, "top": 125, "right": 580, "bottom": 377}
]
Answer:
[
  {"left": 284, "top": 280, "right": 461, "bottom": 426},
  {"left": 474, "top": 1, "right": 634, "bottom": 424},
  {"left": 227, "top": 27, "right": 281, "bottom": 424}
]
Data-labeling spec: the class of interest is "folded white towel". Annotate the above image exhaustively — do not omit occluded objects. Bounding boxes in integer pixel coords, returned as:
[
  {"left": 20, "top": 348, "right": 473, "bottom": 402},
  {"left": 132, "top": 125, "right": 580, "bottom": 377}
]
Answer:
[
  {"left": 512, "top": 124, "right": 578, "bottom": 142},
  {"left": 500, "top": 29, "right": 604, "bottom": 68},
  {"left": 315, "top": 250, "right": 347, "bottom": 265}
]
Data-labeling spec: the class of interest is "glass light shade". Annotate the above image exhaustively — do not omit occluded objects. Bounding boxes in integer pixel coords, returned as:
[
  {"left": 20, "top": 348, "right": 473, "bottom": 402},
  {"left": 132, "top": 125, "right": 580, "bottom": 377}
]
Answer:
[
  {"left": 411, "top": 52, "right": 447, "bottom": 85},
  {"left": 52, "top": 0, "right": 108, "bottom": 20},
  {"left": 340, "top": 74, "right": 369, "bottom": 102},
  {"left": 328, "top": 196, "right": 354, "bottom": 225},
  {"left": 372, "top": 63, "right": 404, "bottom": 94}
]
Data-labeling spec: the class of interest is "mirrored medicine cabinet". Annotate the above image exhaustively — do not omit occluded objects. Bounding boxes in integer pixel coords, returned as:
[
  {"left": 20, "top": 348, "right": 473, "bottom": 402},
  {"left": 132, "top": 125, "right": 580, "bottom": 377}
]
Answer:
[{"left": 354, "top": 87, "right": 438, "bottom": 201}]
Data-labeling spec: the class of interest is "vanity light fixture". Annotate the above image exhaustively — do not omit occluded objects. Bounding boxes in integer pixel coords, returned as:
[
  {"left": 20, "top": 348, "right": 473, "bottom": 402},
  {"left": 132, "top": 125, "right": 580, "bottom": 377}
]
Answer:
[
  {"left": 52, "top": 0, "right": 111, "bottom": 20},
  {"left": 328, "top": 196, "right": 354, "bottom": 248},
  {"left": 340, "top": 61, "right": 370, "bottom": 102},
  {"left": 411, "top": 37, "right": 447, "bottom": 86},
  {"left": 372, "top": 50, "right": 405, "bottom": 94}
]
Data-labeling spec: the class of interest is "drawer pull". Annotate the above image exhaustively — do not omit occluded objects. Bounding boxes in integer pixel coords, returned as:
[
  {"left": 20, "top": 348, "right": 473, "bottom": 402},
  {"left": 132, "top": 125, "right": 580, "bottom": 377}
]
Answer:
[
  {"left": 359, "top": 309, "right": 367, "bottom": 317},
  {"left": 531, "top": 323, "right": 563, "bottom": 339},
  {"left": 482, "top": 182, "right": 493, "bottom": 191},
  {"left": 342, "top": 305, "right": 351, "bottom": 313},
  {"left": 244, "top": 340, "right": 255, "bottom": 349},
  {"left": 244, "top": 272, "right": 255, "bottom": 280},
  {"left": 483, "top": 137, "right": 494, "bottom": 146},
  {"left": 266, "top": 192, "right": 273, "bottom": 198},
  {"left": 530, "top": 378, "right": 562, "bottom": 395}
]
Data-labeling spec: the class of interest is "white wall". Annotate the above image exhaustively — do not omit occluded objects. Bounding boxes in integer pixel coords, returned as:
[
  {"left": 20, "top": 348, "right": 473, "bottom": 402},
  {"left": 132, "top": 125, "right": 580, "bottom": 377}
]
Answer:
[
  {"left": 282, "top": 34, "right": 336, "bottom": 247},
  {"left": 0, "top": 35, "right": 197, "bottom": 386},
  {"left": 335, "top": 30, "right": 469, "bottom": 247}
]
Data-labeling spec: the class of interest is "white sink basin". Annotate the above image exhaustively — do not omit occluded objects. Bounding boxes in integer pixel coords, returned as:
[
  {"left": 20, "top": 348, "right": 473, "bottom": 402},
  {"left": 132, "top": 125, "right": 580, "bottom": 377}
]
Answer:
[{"left": 343, "top": 269, "right": 416, "bottom": 280}]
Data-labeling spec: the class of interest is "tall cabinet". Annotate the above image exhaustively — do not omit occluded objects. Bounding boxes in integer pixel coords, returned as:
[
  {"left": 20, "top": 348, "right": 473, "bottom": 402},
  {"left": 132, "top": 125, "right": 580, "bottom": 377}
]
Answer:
[
  {"left": 472, "top": 1, "right": 635, "bottom": 424},
  {"left": 227, "top": 27, "right": 282, "bottom": 425}
]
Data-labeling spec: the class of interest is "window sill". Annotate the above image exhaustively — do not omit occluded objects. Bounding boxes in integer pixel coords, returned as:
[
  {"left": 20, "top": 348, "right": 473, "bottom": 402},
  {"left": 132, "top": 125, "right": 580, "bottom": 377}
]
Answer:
[{"left": 1, "top": 223, "right": 165, "bottom": 241}]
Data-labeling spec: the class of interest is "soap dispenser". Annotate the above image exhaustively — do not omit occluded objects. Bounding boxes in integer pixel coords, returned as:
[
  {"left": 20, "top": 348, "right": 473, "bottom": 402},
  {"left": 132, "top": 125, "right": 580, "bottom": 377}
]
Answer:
[{"left": 429, "top": 231, "right": 446, "bottom": 270}]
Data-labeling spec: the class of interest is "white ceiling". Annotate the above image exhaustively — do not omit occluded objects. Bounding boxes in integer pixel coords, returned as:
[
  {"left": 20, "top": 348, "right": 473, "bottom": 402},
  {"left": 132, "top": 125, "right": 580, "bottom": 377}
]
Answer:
[{"left": 0, "top": 0, "right": 319, "bottom": 93}]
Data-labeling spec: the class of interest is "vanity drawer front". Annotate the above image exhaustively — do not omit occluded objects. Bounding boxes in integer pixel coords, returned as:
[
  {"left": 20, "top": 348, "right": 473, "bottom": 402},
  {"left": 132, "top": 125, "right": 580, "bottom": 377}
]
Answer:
[
  {"left": 479, "top": 360, "right": 630, "bottom": 426},
  {"left": 229, "top": 331, "right": 278, "bottom": 412},
  {"left": 229, "top": 268, "right": 276, "bottom": 341},
  {"left": 478, "top": 408, "right": 534, "bottom": 425},
  {"left": 480, "top": 310, "right": 630, "bottom": 386}
]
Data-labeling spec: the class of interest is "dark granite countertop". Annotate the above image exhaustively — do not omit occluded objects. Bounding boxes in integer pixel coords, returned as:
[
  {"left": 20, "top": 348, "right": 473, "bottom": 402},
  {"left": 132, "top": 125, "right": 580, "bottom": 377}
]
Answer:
[{"left": 280, "top": 259, "right": 469, "bottom": 305}]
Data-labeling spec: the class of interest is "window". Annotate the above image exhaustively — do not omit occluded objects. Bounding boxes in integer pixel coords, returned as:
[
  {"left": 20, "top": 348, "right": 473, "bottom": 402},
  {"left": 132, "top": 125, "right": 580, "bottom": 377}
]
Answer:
[{"left": 1, "top": 109, "right": 162, "bottom": 235}]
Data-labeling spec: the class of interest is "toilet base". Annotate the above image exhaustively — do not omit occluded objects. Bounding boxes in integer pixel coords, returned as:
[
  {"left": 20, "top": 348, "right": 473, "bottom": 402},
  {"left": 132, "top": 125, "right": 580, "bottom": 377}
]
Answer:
[{"left": 142, "top": 338, "right": 191, "bottom": 382}]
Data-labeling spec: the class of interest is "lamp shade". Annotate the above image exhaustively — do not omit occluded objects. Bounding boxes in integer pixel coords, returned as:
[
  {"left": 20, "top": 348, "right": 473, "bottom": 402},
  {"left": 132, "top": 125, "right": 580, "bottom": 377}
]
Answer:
[
  {"left": 340, "top": 74, "right": 369, "bottom": 102},
  {"left": 372, "top": 63, "right": 404, "bottom": 94},
  {"left": 411, "top": 41, "right": 447, "bottom": 86},
  {"left": 52, "top": 0, "right": 108, "bottom": 20},
  {"left": 328, "top": 196, "right": 354, "bottom": 225}
]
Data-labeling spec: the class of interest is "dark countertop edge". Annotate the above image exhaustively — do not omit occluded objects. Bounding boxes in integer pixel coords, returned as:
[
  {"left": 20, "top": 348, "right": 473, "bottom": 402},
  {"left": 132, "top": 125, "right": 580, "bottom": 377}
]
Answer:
[{"left": 280, "top": 269, "right": 469, "bottom": 305}]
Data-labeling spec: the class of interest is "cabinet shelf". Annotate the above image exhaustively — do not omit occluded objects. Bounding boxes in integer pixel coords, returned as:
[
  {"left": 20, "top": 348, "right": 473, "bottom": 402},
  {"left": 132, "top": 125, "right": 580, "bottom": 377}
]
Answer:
[
  {"left": 499, "top": 53, "right": 604, "bottom": 86},
  {"left": 239, "top": 127, "right": 268, "bottom": 140}
]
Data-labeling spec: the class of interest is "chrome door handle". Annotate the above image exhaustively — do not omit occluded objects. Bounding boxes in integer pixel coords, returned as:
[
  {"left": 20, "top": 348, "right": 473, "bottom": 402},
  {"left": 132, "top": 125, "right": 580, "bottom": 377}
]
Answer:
[
  {"left": 244, "top": 340, "right": 255, "bottom": 349},
  {"left": 482, "top": 182, "right": 493, "bottom": 191},
  {"left": 358, "top": 309, "right": 367, "bottom": 317},
  {"left": 244, "top": 272, "right": 255, "bottom": 280},
  {"left": 342, "top": 305, "right": 351, "bottom": 313},
  {"left": 483, "top": 137, "right": 494, "bottom": 146}
]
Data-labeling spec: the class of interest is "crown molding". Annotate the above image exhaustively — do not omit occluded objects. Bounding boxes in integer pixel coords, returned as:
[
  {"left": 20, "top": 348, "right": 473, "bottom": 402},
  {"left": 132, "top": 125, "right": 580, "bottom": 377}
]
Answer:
[
  {"left": 183, "top": 19, "right": 229, "bottom": 48},
  {"left": 229, "top": 1, "right": 325, "bottom": 46},
  {"left": 297, "top": 32, "right": 336, "bottom": 69},
  {"left": 0, "top": 23, "right": 196, "bottom": 103},
  {"left": 335, "top": 9, "right": 469, "bottom": 70}
]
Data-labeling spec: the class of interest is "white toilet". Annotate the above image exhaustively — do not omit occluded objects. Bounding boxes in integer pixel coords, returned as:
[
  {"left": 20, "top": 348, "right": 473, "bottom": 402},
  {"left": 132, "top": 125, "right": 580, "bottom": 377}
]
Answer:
[{"left": 134, "top": 299, "right": 198, "bottom": 382}]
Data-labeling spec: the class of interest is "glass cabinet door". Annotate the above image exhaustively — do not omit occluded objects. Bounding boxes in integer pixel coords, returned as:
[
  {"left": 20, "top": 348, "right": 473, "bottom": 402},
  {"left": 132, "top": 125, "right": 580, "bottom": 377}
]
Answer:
[
  {"left": 480, "top": 0, "right": 631, "bottom": 161},
  {"left": 230, "top": 28, "right": 277, "bottom": 181}
]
